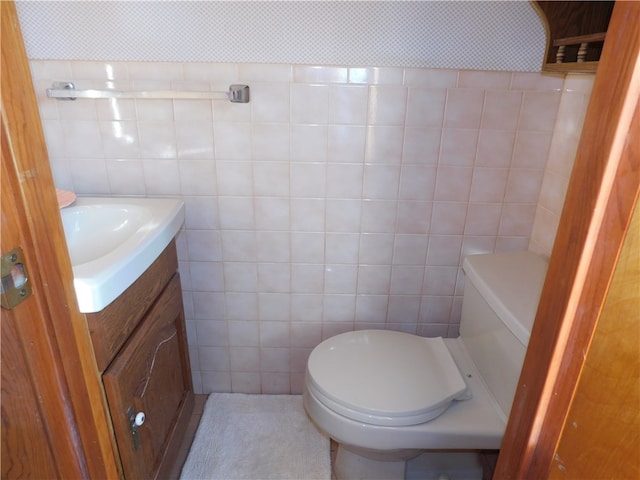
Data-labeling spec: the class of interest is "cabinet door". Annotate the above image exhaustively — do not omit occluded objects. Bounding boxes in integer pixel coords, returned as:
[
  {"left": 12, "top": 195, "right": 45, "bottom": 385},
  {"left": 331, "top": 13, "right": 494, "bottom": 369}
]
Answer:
[{"left": 103, "top": 274, "right": 193, "bottom": 479}]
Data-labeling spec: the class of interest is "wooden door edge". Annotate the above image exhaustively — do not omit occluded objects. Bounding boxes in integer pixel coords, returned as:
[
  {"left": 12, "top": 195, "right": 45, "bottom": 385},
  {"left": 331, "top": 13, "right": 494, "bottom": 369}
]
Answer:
[
  {"left": 1, "top": 2, "right": 122, "bottom": 478},
  {"left": 494, "top": 2, "right": 640, "bottom": 477}
]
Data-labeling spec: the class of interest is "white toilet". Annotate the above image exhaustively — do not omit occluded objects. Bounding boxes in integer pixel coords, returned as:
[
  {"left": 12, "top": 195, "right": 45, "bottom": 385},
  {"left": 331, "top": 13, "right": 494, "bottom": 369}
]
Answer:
[{"left": 303, "top": 251, "right": 548, "bottom": 480}]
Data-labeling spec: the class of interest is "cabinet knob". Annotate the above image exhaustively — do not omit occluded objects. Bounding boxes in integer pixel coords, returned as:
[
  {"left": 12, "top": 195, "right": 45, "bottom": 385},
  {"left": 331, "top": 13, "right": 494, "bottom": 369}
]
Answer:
[{"left": 134, "top": 411, "right": 146, "bottom": 427}]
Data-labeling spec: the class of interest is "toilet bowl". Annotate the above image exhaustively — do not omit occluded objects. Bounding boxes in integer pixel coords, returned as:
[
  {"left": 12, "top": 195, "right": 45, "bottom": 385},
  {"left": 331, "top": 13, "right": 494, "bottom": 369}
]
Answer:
[{"left": 303, "top": 251, "right": 548, "bottom": 480}]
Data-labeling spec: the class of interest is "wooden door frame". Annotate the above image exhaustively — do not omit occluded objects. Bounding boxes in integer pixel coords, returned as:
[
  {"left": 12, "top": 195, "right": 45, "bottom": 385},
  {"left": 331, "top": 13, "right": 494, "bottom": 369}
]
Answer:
[
  {"left": 495, "top": 2, "right": 640, "bottom": 477},
  {"left": 2, "top": 2, "right": 120, "bottom": 478}
]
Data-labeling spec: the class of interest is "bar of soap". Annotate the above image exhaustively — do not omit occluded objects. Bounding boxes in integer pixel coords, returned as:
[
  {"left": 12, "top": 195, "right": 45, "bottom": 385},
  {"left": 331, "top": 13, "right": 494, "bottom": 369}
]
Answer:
[{"left": 56, "top": 188, "right": 76, "bottom": 208}]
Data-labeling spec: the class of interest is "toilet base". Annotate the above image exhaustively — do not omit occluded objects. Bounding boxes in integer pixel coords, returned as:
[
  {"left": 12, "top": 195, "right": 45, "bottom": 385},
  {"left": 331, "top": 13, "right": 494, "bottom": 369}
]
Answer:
[
  {"left": 334, "top": 444, "right": 484, "bottom": 480},
  {"left": 406, "top": 451, "right": 483, "bottom": 479},
  {"left": 334, "top": 444, "right": 421, "bottom": 480}
]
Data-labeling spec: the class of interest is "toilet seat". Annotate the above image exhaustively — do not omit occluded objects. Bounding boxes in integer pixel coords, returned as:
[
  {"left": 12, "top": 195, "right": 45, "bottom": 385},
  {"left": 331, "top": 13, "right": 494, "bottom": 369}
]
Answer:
[{"left": 306, "top": 330, "right": 468, "bottom": 427}]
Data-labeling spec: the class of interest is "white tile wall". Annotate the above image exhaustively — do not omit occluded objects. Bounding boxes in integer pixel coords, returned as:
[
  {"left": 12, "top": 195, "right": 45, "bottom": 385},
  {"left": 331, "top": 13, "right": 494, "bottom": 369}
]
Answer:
[
  {"left": 31, "top": 61, "right": 575, "bottom": 394},
  {"left": 529, "top": 74, "right": 595, "bottom": 255}
]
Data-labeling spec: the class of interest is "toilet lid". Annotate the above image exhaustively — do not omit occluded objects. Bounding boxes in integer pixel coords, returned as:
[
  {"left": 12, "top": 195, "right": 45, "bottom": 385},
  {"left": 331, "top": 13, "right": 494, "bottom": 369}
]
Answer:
[{"left": 306, "top": 330, "right": 468, "bottom": 426}]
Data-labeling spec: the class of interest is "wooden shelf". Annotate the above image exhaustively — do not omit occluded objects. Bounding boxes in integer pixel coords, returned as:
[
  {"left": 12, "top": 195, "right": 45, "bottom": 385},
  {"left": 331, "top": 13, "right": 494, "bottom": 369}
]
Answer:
[
  {"left": 535, "top": 1, "right": 614, "bottom": 73},
  {"left": 542, "top": 61, "right": 599, "bottom": 73},
  {"left": 552, "top": 32, "right": 607, "bottom": 47}
]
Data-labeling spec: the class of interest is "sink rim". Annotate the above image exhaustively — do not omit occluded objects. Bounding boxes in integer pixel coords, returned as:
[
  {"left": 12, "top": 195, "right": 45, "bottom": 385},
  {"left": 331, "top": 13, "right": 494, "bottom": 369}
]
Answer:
[{"left": 62, "top": 196, "right": 185, "bottom": 313}]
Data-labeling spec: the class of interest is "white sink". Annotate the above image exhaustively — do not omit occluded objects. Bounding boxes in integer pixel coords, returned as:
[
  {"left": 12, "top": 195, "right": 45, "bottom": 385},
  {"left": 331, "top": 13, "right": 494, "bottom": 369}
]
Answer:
[{"left": 61, "top": 196, "right": 185, "bottom": 313}]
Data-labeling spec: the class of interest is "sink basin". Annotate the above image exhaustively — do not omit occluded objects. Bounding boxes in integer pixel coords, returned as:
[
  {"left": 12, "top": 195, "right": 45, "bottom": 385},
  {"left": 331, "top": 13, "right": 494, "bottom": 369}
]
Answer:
[{"left": 61, "top": 196, "right": 185, "bottom": 313}]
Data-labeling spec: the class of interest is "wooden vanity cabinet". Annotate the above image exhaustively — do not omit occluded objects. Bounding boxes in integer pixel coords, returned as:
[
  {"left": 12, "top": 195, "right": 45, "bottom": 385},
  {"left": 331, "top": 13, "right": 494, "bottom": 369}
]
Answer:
[{"left": 85, "top": 240, "right": 194, "bottom": 479}]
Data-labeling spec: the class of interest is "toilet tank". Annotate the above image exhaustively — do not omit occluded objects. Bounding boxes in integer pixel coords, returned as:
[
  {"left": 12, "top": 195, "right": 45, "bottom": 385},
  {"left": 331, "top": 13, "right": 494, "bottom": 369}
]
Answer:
[{"left": 459, "top": 251, "right": 548, "bottom": 417}]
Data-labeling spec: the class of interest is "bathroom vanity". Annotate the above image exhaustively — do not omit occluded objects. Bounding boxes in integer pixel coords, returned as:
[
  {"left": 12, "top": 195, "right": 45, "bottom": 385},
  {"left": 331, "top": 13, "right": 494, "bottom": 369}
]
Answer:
[{"left": 85, "top": 240, "right": 194, "bottom": 479}]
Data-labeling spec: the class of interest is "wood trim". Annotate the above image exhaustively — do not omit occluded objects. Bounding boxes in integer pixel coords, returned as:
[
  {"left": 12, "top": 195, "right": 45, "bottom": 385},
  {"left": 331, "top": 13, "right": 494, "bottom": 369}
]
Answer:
[
  {"left": 535, "top": 1, "right": 614, "bottom": 72},
  {"left": 1, "top": 2, "right": 121, "bottom": 478},
  {"left": 552, "top": 32, "right": 606, "bottom": 46},
  {"left": 542, "top": 62, "right": 599, "bottom": 73},
  {"left": 495, "top": 2, "right": 640, "bottom": 477}
]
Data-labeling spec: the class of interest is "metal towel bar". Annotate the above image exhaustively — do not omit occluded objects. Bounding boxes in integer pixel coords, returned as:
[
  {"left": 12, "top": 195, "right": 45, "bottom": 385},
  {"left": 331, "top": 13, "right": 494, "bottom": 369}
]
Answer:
[{"left": 46, "top": 82, "right": 250, "bottom": 103}]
